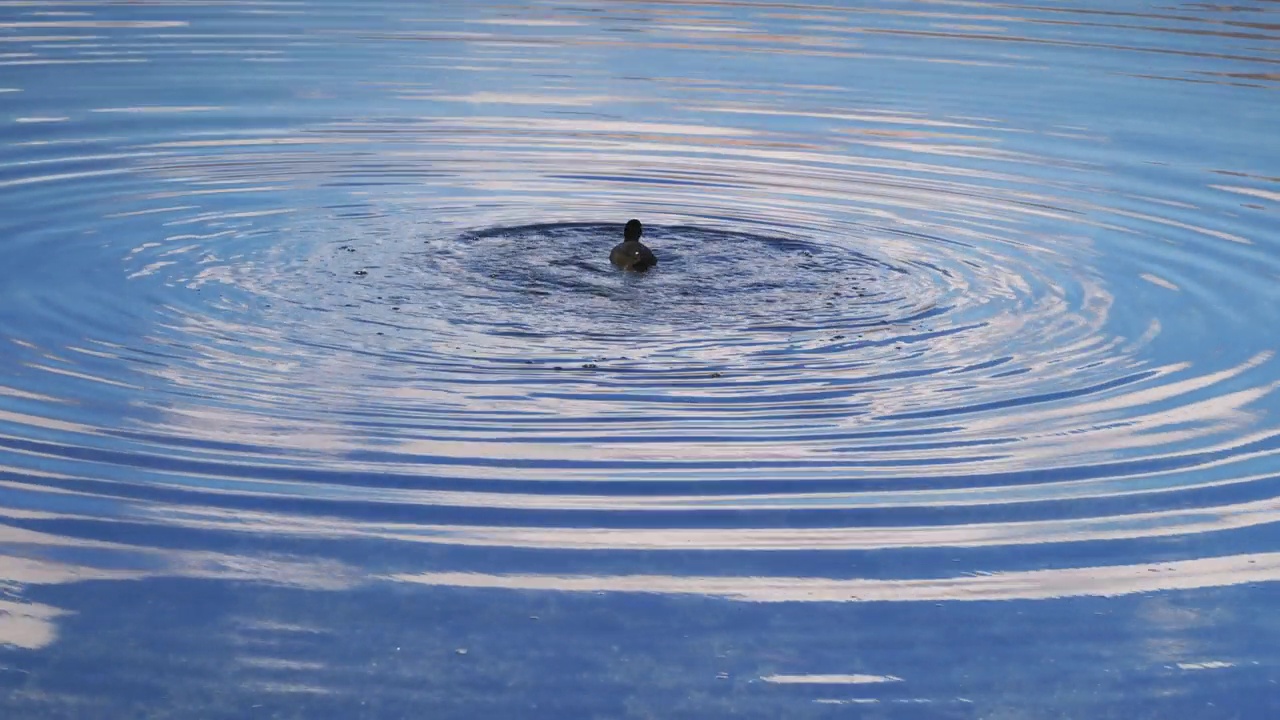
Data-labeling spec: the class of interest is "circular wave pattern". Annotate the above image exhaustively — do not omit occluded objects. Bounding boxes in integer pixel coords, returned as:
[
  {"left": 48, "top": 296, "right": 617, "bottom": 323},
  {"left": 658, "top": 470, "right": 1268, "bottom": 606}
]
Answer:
[{"left": 0, "top": 0, "right": 1278, "bottom": 606}]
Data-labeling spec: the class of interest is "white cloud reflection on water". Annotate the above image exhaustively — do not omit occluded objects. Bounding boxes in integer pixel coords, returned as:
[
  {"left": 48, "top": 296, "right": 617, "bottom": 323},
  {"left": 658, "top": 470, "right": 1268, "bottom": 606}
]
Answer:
[{"left": 387, "top": 551, "right": 1280, "bottom": 603}]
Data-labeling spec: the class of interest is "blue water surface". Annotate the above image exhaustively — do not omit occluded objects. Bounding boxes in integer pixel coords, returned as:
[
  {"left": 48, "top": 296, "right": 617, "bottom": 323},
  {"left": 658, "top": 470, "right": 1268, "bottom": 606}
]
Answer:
[{"left": 1, "top": 1, "right": 1279, "bottom": 717}]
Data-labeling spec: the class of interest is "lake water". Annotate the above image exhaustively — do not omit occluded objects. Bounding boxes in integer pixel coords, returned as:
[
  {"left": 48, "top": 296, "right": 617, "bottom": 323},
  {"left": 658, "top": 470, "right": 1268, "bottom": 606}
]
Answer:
[{"left": 1, "top": 0, "right": 1278, "bottom": 717}]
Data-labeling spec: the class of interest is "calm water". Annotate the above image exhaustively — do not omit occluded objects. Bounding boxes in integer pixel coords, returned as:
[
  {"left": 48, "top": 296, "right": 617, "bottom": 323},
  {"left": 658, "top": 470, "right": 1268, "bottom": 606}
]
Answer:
[{"left": 1, "top": 0, "right": 1279, "bottom": 717}]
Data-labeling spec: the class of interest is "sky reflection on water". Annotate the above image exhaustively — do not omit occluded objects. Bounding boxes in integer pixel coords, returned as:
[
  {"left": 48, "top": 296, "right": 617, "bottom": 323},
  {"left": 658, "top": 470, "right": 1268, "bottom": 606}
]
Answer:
[{"left": 1, "top": 0, "right": 1279, "bottom": 717}]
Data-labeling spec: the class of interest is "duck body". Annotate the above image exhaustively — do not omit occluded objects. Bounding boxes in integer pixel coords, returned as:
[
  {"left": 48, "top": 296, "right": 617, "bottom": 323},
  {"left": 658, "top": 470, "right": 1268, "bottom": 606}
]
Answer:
[
  {"left": 610, "top": 219, "right": 657, "bottom": 271},
  {"left": 610, "top": 240, "right": 657, "bottom": 271}
]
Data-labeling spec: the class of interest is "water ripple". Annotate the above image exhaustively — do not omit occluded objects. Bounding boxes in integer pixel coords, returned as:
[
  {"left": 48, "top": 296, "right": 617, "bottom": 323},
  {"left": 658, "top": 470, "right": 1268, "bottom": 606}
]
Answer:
[{"left": 1, "top": 0, "right": 1278, "bottom": 615}]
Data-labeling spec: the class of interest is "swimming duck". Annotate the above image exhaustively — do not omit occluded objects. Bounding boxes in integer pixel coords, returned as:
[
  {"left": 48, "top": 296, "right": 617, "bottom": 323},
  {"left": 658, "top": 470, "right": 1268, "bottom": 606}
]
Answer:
[{"left": 610, "top": 219, "right": 657, "bottom": 272}]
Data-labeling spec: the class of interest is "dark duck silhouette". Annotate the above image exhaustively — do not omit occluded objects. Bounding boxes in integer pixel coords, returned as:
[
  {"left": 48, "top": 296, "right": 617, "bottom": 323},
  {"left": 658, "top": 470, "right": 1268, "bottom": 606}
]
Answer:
[{"left": 610, "top": 219, "right": 657, "bottom": 272}]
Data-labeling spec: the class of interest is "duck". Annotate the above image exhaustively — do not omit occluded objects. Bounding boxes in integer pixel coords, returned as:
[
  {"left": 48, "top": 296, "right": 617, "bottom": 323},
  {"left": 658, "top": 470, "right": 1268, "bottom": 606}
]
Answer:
[{"left": 610, "top": 219, "right": 657, "bottom": 272}]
